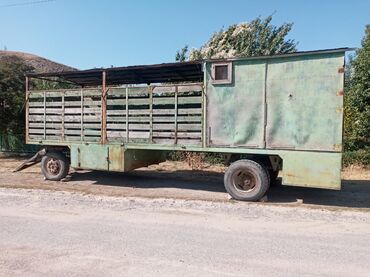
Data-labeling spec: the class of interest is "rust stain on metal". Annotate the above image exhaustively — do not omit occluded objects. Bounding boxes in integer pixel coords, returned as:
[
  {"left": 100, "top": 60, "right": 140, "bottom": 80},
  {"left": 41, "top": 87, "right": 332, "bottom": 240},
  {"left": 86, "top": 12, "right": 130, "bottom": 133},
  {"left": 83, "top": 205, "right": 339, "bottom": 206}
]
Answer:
[
  {"left": 336, "top": 107, "right": 343, "bottom": 113},
  {"left": 333, "top": 144, "right": 342, "bottom": 151}
]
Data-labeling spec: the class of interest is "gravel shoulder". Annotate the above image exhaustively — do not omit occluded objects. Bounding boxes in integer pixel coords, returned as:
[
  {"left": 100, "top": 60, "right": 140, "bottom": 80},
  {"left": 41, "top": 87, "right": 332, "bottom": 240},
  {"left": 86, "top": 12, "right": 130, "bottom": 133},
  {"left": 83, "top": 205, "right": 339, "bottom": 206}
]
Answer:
[
  {"left": 0, "top": 187, "right": 370, "bottom": 277},
  {"left": 1, "top": 156, "right": 370, "bottom": 276}
]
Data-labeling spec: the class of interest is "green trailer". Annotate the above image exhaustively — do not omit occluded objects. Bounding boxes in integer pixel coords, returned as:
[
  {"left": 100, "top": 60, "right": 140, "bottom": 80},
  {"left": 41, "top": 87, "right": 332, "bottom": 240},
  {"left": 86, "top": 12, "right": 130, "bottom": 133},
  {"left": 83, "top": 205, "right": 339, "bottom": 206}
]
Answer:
[{"left": 23, "top": 48, "right": 350, "bottom": 201}]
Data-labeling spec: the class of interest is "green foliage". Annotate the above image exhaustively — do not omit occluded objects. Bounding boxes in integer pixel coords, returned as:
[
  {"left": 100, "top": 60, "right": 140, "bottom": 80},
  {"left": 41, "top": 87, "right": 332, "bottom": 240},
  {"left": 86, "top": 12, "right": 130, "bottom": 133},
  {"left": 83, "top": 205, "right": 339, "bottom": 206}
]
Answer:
[
  {"left": 342, "top": 149, "right": 370, "bottom": 167},
  {"left": 176, "top": 15, "right": 297, "bottom": 61},
  {"left": 175, "top": 45, "right": 189, "bottom": 62},
  {"left": 344, "top": 25, "right": 370, "bottom": 152},
  {"left": 0, "top": 55, "right": 33, "bottom": 135}
]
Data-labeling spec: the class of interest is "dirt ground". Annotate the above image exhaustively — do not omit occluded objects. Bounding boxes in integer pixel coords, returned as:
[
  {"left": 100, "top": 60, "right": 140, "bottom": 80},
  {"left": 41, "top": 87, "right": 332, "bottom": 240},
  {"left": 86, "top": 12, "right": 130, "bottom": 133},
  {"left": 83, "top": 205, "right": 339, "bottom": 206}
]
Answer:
[{"left": 0, "top": 155, "right": 369, "bottom": 211}]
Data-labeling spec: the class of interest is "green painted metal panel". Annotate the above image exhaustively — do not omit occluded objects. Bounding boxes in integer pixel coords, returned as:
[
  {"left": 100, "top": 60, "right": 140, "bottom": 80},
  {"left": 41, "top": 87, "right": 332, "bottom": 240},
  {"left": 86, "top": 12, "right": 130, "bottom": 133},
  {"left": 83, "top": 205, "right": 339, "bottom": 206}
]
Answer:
[
  {"left": 71, "top": 144, "right": 109, "bottom": 170},
  {"left": 266, "top": 53, "right": 344, "bottom": 151},
  {"left": 279, "top": 151, "right": 342, "bottom": 189},
  {"left": 70, "top": 144, "right": 166, "bottom": 172},
  {"left": 206, "top": 60, "right": 266, "bottom": 148}
]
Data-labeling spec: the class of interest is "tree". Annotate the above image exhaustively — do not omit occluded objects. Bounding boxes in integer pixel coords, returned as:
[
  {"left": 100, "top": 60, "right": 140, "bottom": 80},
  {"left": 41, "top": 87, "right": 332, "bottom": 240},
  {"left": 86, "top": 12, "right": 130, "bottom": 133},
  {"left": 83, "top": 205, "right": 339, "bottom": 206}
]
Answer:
[
  {"left": 0, "top": 55, "right": 33, "bottom": 137},
  {"left": 344, "top": 25, "right": 370, "bottom": 151},
  {"left": 176, "top": 15, "right": 297, "bottom": 61},
  {"left": 175, "top": 45, "right": 189, "bottom": 62}
]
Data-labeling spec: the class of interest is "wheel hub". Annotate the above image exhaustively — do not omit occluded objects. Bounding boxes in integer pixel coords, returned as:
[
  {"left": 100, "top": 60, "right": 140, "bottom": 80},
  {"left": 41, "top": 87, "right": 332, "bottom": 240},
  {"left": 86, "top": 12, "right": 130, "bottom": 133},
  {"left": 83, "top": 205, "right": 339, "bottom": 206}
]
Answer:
[
  {"left": 46, "top": 158, "right": 60, "bottom": 175},
  {"left": 233, "top": 170, "right": 256, "bottom": 192}
]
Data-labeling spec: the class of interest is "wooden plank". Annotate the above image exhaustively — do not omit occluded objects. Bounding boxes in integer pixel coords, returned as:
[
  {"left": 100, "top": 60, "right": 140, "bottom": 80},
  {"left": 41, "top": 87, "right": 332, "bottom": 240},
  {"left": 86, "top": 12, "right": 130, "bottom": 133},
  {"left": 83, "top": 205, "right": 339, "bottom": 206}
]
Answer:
[
  {"left": 107, "top": 124, "right": 126, "bottom": 130},
  {"left": 155, "top": 115, "right": 201, "bottom": 122},
  {"left": 152, "top": 85, "right": 202, "bottom": 94},
  {"left": 29, "top": 115, "right": 101, "bottom": 122},
  {"left": 153, "top": 138, "right": 201, "bottom": 145},
  {"left": 106, "top": 115, "right": 202, "bottom": 123},
  {"left": 64, "top": 123, "right": 101, "bottom": 129},
  {"left": 29, "top": 122, "right": 62, "bottom": 128},
  {"left": 106, "top": 96, "right": 202, "bottom": 106},
  {"left": 108, "top": 131, "right": 149, "bottom": 139},
  {"left": 64, "top": 129, "right": 101, "bottom": 136},
  {"left": 107, "top": 108, "right": 202, "bottom": 116},
  {"left": 153, "top": 132, "right": 201, "bottom": 139},
  {"left": 29, "top": 89, "right": 101, "bottom": 98},
  {"left": 106, "top": 131, "right": 201, "bottom": 140},
  {"left": 107, "top": 97, "right": 201, "bottom": 106},
  {"left": 29, "top": 100, "right": 102, "bottom": 107},
  {"left": 153, "top": 108, "right": 202, "bottom": 115},
  {"left": 29, "top": 128, "right": 62, "bottom": 135},
  {"left": 106, "top": 123, "right": 201, "bottom": 131},
  {"left": 28, "top": 135, "right": 61, "bottom": 141}
]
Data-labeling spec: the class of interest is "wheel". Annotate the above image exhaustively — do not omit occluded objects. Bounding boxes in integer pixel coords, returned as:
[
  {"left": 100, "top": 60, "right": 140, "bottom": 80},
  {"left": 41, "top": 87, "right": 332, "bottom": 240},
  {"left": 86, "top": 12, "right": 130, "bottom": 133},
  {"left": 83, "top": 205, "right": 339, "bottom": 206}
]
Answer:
[
  {"left": 224, "top": 159, "right": 270, "bottom": 201},
  {"left": 41, "top": 152, "right": 70, "bottom": 181}
]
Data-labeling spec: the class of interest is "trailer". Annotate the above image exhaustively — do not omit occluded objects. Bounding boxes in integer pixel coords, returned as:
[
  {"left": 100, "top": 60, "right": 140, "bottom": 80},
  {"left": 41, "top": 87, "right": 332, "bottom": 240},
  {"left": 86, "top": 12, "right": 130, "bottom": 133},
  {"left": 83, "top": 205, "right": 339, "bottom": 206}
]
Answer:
[{"left": 22, "top": 48, "right": 349, "bottom": 201}]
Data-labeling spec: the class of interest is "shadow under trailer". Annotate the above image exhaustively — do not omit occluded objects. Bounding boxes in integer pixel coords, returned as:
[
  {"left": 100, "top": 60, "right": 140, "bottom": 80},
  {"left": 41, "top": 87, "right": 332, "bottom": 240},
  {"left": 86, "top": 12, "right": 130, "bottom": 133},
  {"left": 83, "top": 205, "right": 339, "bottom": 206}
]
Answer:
[{"left": 20, "top": 48, "right": 350, "bottom": 201}]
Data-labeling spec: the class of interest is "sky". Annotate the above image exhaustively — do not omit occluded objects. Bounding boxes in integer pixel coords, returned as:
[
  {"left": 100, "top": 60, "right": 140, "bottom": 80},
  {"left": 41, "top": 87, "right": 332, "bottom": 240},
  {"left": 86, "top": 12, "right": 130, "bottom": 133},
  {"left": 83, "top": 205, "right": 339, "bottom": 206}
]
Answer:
[{"left": 0, "top": 0, "right": 369, "bottom": 69}]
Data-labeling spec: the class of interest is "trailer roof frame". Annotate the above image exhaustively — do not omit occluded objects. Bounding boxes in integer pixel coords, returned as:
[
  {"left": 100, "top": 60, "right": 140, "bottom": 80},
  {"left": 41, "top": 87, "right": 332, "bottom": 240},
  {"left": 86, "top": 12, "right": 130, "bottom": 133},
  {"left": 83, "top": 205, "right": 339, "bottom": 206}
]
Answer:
[{"left": 25, "top": 47, "right": 353, "bottom": 86}]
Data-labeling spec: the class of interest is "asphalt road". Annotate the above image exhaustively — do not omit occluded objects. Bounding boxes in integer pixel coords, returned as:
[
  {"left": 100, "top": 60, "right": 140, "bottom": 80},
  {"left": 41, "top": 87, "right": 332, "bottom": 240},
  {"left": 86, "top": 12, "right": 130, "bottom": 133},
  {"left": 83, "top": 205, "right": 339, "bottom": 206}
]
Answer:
[{"left": 0, "top": 188, "right": 369, "bottom": 277}]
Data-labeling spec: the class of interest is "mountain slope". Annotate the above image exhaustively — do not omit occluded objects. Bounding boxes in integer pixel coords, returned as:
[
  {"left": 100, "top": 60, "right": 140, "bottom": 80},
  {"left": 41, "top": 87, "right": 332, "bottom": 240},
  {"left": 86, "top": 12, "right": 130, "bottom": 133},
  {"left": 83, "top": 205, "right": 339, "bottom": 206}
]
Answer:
[{"left": 0, "top": 50, "right": 76, "bottom": 73}]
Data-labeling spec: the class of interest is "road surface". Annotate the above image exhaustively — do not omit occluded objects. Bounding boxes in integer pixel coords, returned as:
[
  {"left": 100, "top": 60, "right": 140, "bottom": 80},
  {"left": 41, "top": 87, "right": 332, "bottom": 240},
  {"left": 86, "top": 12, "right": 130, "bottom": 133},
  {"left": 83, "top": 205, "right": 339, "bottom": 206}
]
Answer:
[{"left": 0, "top": 187, "right": 369, "bottom": 276}]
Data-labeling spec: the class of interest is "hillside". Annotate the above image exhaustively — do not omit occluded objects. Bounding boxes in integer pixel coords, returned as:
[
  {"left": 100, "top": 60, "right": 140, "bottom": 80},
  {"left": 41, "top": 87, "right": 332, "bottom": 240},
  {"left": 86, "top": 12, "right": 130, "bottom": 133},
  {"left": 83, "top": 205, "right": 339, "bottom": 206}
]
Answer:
[{"left": 0, "top": 50, "right": 76, "bottom": 73}]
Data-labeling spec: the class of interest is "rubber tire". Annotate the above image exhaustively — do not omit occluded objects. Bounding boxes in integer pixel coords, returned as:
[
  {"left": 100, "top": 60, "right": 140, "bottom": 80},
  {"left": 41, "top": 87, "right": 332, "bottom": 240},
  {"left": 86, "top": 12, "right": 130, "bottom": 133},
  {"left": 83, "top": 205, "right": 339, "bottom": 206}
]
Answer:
[
  {"left": 41, "top": 152, "right": 70, "bottom": 181},
  {"left": 224, "top": 159, "right": 270, "bottom": 201}
]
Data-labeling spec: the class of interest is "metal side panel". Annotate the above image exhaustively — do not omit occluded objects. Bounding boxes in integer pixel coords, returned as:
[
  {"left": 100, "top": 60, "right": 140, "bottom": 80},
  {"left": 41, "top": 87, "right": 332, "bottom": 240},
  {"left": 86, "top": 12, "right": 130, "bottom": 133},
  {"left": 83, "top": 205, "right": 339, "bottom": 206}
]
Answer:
[
  {"left": 266, "top": 53, "right": 344, "bottom": 151},
  {"left": 70, "top": 144, "right": 125, "bottom": 171},
  {"left": 206, "top": 60, "right": 266, "bottom": 148},
  {"left": 280, "top": 151, "right": 342, "bottom": 190},
  {"left": 70, "top": 144, "right": 109, "bottom": 170}
]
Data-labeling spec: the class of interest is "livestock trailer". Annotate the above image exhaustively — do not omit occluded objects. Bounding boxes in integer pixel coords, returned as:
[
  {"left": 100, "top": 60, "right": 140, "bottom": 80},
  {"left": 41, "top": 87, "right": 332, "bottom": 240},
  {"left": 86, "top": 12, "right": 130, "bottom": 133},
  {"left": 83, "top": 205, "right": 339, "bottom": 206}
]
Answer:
[{"left": 23, "top": 48, "right": 350, "bottom": 201}]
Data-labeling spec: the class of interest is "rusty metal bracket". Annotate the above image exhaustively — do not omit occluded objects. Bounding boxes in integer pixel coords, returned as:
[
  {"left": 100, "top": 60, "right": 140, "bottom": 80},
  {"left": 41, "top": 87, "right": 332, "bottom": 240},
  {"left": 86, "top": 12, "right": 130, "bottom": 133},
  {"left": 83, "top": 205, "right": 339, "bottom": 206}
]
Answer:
[{"left": 13, "top": 148, "right": 47, "bottom": 172}]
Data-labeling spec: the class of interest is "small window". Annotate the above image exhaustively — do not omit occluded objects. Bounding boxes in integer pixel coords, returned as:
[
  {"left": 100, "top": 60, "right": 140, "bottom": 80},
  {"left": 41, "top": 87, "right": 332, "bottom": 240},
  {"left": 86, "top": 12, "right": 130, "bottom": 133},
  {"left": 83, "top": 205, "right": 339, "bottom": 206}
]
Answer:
[{"left": 211, "top": 62, "right": 232, "bottom": 84}]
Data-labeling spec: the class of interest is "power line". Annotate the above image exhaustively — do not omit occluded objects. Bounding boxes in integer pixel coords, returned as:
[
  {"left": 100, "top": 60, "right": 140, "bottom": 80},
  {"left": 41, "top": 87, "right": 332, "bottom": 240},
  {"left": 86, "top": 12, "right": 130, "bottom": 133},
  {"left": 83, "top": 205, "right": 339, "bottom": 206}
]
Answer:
[{"left": 0, "top": 0, "right": 56, "bottom": 8}]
